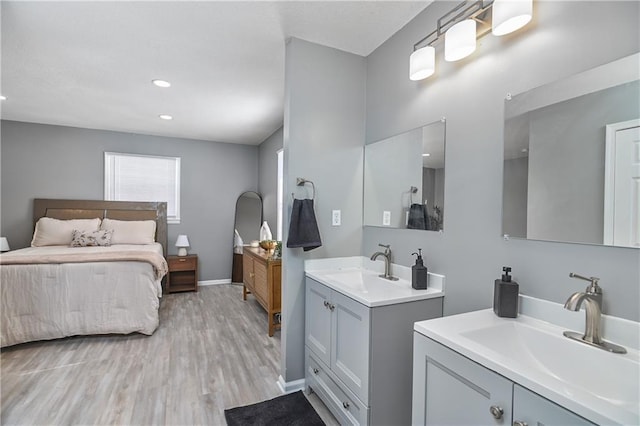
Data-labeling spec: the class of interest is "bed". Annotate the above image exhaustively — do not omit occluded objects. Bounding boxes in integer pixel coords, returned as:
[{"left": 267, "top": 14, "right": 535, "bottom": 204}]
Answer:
[{"left": 0, "top": 199, "right": 169, "bottom": 348}]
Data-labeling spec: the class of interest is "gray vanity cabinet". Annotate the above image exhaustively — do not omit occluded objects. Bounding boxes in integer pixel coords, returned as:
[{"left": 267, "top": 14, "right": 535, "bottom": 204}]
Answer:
[
  {"left": 306, "top": 277, "right": 370, "bottom": 403},
  {"left": 413, "top": 333, "right": 595, "bottom": 426},
  {"left": 306, "top": 277, "right": 443, "bottom": 425}
]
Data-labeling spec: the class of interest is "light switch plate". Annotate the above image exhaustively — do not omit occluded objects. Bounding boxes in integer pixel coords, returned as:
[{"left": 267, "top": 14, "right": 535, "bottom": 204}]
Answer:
[
  {"left": 332, "top": 210, "right": 341, "bottom": 226},
  {"left": 383, "top": 211, "right": 391, "bottom": 226}
]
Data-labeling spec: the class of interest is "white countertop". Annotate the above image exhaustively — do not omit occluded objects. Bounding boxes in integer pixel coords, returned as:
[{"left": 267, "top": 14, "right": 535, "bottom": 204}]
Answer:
[
  {"left": 305, "top": 256, "right": 444, "bottom": 307},
  {"left": 414, "top": 296, "right": 640, "bottom": 425}
]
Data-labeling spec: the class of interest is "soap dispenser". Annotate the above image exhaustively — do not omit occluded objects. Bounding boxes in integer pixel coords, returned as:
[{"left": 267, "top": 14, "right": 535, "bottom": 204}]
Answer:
[
  {"left": 411, "top": 249, "right": 428, "bottom": 290},
  {"left": 493, "top": 266, "right": 519, "bottom": 318}
]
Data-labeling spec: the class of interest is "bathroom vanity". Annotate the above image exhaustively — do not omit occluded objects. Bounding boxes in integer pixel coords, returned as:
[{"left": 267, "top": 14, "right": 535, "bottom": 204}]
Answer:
[
  {"left": 305, "top": 257, "right": 445, "bottom": 425},
  {"left": 412, "top": 295, "right": 640, "bottom": 425}
]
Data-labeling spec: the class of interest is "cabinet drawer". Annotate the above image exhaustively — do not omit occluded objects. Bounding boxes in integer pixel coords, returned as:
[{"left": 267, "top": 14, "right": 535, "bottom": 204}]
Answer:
[
  {"left": 254, "top": 261, "right": 268, "bottom": 300},
  {"left": 242, "top": 256, "right": 254, "bottom": 286},
  {"left": 169, "top": 256, "right": 197, "bottom": 271},
  {"left": 307, "top": 353, "right": 368, "bottom": 426}
]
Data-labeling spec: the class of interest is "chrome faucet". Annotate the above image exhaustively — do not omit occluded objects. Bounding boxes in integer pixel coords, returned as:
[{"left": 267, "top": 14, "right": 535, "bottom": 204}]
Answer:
[
  {"left": 370, "top": 244, "right": 398, "bottom": 281},
  {"left": 563, "top": 272, "right": 626, "bottom": 354}
]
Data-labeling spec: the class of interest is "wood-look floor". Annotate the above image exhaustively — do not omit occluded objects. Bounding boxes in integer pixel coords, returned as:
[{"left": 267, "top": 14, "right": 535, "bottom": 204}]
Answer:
[{"left": 1, "top": 284, "right": 337, "bottom": 425}]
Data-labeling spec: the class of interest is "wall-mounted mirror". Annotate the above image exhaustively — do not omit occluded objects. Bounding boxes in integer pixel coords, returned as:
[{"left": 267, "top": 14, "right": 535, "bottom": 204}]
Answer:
[
  {"left": 232, "top": 191, "right": 263, "bottom": 283},
  {"left": 502, "top": 53, "right": 639, "bottom": 248},
  {"left": 364, "top": 120, "right": 445, "bottom": 231}
]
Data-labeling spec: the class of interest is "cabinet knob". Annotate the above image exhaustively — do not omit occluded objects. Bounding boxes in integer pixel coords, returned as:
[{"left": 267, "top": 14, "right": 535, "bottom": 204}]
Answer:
[
  {"left": 323, "top": 301, "right": 329, "bottom": 309},
  {"left": 250, "top": 272, "right": 255, "bottom": 278},
  {"left": 329, "top": 304, "right": 335, "bottom": 311},
  {"left": 179, "top": 258, "right": 186, "bottom": 262},
  {"left": 513, "top": 421, "right": 528, "bottom": 426},
  {"left": 342, "top": 401, "right": 350, "bottom": 410},
  {"left": 489, "top": 406, "right": 504, "bottom": 420},
  {"left": 313, "top": 368, "right": 319, "bottom": 375}
]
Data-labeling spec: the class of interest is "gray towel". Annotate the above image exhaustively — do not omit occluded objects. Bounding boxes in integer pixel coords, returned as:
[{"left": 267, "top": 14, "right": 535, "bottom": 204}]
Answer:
[
  {"left": 407, "top": 203, "right": 429, "bottom": 230},
  {"left": 287, "top": 199, "right": 322, "bottom": 252}
]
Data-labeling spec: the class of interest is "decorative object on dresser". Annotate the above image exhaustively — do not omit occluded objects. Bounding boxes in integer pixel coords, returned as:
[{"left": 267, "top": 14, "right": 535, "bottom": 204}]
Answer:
[
  {"left": 167, "top": 254, "right": 198, "bottom": 293},
  {"left": 175, "top": 234, "right": 190, "bottom": 256},
  {"left": 242, "top": 246, "right": 281, "bottom": 336},
  {"left": 0, "top": 237, "right": 10, "bottom": 252}
]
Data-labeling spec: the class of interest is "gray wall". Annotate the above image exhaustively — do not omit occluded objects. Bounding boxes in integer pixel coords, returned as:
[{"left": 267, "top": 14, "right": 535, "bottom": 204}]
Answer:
[
  {"left": 0, "top": 120, "right": 259, "bottom": 282},
  {"left": 258, "top": 126, "right": 283, "bottom": 239},
  {"left": 502, "top": 157, "right": 528, "bottom": 238},
  {"left": 281, "top": 38, "right": 365, "bottom": 383},
  {"left": 364, "top": 1, "right": 640, "bottom": 320},
  {"left": 527, "top": 81, "right": 639, "bottom": 244}
]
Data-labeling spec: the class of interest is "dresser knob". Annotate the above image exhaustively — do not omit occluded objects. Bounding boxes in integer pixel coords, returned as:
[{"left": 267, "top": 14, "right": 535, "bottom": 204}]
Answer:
[
  {"left": 179, "top": 258, "right": 186, "bottom": 262},
  {"left": 489, "top": 406, "right": 504, "bottom": 420}
]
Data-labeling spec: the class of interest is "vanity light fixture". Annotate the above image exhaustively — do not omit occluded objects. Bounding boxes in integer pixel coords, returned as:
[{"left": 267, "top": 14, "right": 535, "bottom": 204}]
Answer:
[
  {"left": 159, "top": 114, "right": 173, "bottom": 120},
  {"left": 410, "top": 0, "right": 533, "bottom": 80},
  {"left": 445, "top": 19, "right": 477, "bottom": 62},
  {"left": 152, "top": 79, "right": 171, "bottom": 88}
]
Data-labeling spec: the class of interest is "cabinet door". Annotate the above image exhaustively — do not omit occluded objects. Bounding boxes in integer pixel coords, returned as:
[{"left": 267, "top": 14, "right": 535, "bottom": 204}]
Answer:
[
  {"left": 413, "top": 333, "right": 512, "bottom": 426},
  {"left": 306, "top": 278, "right": 332, "bottom": 366},
  {"left": 242, "top": 253, "right": 254, "bottom": 287},
  {"left": 512, "top": 385, "right": 595, "bottom": 426},
  {"left": 331, "top": 290, "right": 370, "bottom": 404}
]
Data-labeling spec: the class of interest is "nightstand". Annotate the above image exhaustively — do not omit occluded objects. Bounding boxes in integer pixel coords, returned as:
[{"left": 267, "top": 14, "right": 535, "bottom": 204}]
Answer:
[{"left": 167, "top": 254, "right": 198, "bottom": 293}]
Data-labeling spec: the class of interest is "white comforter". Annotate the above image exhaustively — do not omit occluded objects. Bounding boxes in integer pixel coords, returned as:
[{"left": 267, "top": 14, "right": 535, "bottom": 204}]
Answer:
[{"left": 0, "top": 244, "right": 166, "bottom": 347}]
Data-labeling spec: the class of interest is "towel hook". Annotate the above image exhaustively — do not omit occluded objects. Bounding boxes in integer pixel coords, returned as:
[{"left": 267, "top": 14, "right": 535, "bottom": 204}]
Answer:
[{"left": 291, "top": 177, "right": 316, "bottom": 201}]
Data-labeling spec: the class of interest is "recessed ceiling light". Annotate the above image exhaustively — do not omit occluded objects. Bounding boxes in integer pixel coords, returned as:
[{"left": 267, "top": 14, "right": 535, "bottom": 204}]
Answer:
[
  {"left": 152, "top": 79, "right": 171, "bottom": 88},
  {"left": 0, "top": 95, "right": 6, "bottom": 100},
  {"left": 422, "top": 153, "right": 431, "bottom": 157},
  {"left": 159, "top": 114, "right": 173, "bottom": 120}
]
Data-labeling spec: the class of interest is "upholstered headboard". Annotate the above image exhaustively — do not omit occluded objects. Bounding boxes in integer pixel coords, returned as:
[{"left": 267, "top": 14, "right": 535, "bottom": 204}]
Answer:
[{"left": 33, "top": 199, "right": 168, "bottom": 255}]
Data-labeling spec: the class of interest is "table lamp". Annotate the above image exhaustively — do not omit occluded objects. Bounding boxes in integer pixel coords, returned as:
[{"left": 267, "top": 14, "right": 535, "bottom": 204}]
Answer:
[
  {"left": 0, "top": 237, "right": 10, "bottom": 252},
  {"left": 175, "top": 234, "right": 190, "bottom": 256}
]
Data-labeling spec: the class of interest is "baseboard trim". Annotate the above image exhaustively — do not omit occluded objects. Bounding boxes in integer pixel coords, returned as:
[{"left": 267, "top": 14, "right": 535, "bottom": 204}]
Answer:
[
  {"left": 198, "top": 279, "right": 231, "bottom": 286},
  {"left": 277, "top": 375, "right": 306, "bottom": 394}
]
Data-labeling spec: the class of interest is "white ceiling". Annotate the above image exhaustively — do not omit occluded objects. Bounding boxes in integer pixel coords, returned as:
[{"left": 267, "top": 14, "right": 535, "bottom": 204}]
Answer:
[{"left": 1, "top": 1, "right": 430, "bottom": 145}]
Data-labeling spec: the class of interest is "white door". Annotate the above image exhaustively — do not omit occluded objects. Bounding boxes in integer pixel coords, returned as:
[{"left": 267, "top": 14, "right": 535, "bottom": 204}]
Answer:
[
  {"left": 331, "top": 290, "right": 370, "bottom": 404},
  {"left": 512, "top": 385, "right": 595, "bottom": 425},
  {"left": 305, "top": 278, "right": 332, "bottom": 366},
  {"left": 604, "top": 120, "right": 640, "bottom": 247}
]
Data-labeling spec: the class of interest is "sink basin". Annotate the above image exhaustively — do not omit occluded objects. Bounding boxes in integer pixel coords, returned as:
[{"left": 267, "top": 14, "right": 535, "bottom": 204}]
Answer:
[
  {"left": 414, "top": 309, "right": 640, "bottom": 425},
  {"left": 305, "top": 259, "right": 445, "bottom": 308},
  {"left": 461, "top": 321, "right": 639, "bottom": 410}
]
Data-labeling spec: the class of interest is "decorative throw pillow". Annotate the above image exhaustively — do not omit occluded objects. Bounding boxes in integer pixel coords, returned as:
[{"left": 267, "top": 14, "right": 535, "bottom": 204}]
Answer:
[{"left": 70, "top": 229, "right": 114, "bottom": 247}]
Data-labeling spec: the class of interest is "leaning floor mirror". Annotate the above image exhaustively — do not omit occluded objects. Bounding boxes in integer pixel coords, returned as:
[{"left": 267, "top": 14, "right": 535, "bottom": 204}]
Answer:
[
  {"left": 232, "top": 191, "right": 263, "bottom": 283},
  {"left": 364, "top": 119, "right": 446, "bottom": 232},
  {"left": 502, "top": 53, "right": 639, "bottom": 248}
]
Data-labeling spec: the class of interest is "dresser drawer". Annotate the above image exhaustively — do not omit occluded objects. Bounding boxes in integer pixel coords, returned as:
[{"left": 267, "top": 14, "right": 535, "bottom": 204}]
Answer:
[
  {"left": 168, "top": 256, "right": 197, "bottom": 271},
  {"left": 253, "top": 261, "right": 268, "bottom": 301},
  {"left": 307, "top": 353, "right": 368, "bottom": 426}
]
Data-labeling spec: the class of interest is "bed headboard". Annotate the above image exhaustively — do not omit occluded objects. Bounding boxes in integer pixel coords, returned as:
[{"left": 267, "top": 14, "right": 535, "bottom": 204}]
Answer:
[{"left": 33, "top": 199, "right": 168, "bottom": 255}]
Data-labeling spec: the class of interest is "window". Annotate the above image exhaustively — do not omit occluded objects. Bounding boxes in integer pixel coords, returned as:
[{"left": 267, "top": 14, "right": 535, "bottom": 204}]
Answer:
[
  {"left": 104, "top": 152, "right": 181, "bottom": 224},
  {"left": 277, "top": 149, "right": 284, "bottom": 241}
]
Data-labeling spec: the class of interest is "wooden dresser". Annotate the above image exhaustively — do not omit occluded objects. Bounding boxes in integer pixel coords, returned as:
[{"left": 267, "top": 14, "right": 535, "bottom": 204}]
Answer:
[{"left": 242, "top": 247, "right": 281, "bottom": 336}]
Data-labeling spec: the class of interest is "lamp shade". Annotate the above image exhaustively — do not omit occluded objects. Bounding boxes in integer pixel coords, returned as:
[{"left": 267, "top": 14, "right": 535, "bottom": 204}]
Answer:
[
  {"left": 175, "top": 234, "right": 190, "bottom": 256},
  {"left": 410, "top": 46, "right": 436, "bottom": 81},
  {"left": 445, "top": 19, "right": 477, "bottom": 62},
  {"left": 0, "top": 237, "right": 10, "bottom": 252},
  {"left": 492, "top": 0, "right": 533, "bottom": 36}
]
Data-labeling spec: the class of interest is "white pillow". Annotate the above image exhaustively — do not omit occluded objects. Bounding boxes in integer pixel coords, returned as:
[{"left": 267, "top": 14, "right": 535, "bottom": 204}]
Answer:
[
  {"left": 31, "top": 217, "right": 102, "bottom": 247},
  {"left": 101, "top": 218, "right": 156, "bottom": 245}
]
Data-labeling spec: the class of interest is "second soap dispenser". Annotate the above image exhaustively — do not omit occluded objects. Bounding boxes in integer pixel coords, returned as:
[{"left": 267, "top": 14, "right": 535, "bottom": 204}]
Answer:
[{"left": 411, "top": 249, "right": 428, "bottom": 290}]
